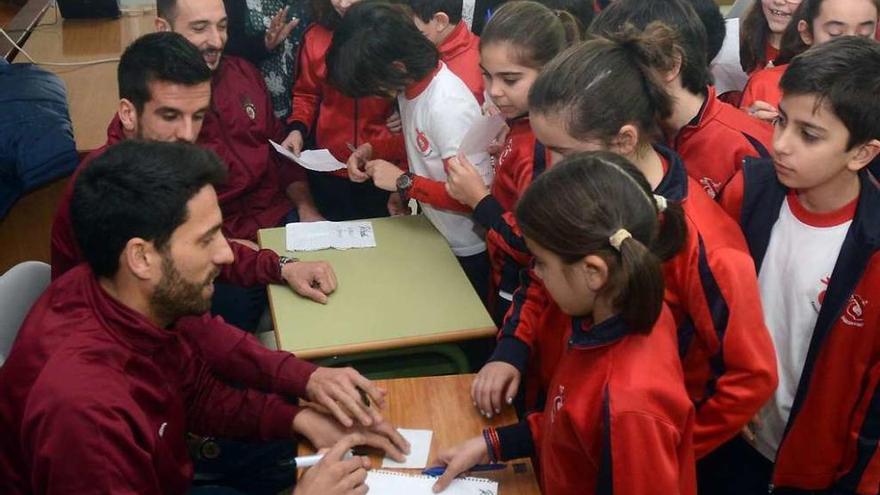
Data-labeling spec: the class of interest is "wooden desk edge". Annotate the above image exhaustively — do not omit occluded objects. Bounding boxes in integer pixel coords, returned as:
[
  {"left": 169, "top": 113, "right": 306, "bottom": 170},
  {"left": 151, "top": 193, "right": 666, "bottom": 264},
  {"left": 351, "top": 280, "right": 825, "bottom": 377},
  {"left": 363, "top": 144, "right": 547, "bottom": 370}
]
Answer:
[
  {"left": 285, "top": 325, "right": 497, "bottom": 360},
  {"left": 2, "top": 0, "right": 51, "bottom": 62}
]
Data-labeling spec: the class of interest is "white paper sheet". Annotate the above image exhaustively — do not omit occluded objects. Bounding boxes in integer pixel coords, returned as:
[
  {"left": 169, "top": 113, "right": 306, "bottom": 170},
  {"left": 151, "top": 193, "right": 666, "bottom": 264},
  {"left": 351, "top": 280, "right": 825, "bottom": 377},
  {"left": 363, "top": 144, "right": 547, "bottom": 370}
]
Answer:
[
  {"left": 458, "top": 114, "right": 506, "bottom": 158},
  {"left": 285, "top": 221, "right": 376, "bottom": 252},
  {"left": 270, "top": 140, "right": 347, "bottom": 172},
  {"left": 382, "top": 428, "right": 433, "bottom": 469},
  {"left": 366, "top": 470, "right": 498, "bottom": 495}
]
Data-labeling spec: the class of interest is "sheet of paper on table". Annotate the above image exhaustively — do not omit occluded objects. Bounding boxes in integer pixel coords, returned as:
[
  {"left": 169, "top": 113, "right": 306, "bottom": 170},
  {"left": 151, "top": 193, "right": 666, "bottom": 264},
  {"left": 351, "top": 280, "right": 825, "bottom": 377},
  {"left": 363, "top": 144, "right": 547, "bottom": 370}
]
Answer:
[
  {"left": 285, "top": 221, "right": 376, "bottom": 251},
  {"left": 382, "top": 428, "right": 433, "bottom": 468},
  {"left": 366, "top": 470, "right": 499, "bottom": 495}
]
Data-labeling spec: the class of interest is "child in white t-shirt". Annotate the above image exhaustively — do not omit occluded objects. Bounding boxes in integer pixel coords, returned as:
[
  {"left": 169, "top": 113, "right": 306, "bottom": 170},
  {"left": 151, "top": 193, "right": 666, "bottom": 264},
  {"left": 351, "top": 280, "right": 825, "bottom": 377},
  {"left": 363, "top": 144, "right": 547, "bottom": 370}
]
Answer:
[{"left": 324, "top": 1, "right": 493, "bottom": 300}]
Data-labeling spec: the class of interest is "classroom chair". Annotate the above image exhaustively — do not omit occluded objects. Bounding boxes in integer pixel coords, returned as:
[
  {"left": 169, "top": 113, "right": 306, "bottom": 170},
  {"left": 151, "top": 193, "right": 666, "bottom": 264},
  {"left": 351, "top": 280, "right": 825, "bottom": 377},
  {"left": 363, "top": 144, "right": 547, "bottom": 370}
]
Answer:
[{"left": 0, "top": 261, "right": 50, "bottom": 366}]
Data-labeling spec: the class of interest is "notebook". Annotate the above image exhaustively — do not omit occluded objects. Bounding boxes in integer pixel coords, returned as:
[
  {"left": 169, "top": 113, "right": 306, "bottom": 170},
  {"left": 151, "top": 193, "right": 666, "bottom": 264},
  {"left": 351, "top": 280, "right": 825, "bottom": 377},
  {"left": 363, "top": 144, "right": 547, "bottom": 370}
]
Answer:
[{"left": 366, "top": 470, "right": 499, "bottom": 495}]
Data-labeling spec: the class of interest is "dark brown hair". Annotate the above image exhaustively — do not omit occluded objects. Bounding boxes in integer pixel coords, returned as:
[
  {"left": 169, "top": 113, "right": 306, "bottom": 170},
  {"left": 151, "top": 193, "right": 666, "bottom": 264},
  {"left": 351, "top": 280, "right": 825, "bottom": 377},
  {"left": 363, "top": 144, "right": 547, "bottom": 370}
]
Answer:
[
  {"left": 480, "top": 1, "right": 580, "bottom": 69},
  {"left": 589, "top": 0, "right": 711, "bottom": 96},
  {"left": 781, "top": 36, "right": 880, "bottom": 150},
  {"left": 327, "top": 1, "right": 440, "bottom": 97},
  {"left": 528, "top": 22, "right": 677, "bottom": 147},
  {"left": 516, "top": 151, "right": 686, "bottom": 333},
  {"left": 740, "top": 1, "right": 774, "bottom": 73}
]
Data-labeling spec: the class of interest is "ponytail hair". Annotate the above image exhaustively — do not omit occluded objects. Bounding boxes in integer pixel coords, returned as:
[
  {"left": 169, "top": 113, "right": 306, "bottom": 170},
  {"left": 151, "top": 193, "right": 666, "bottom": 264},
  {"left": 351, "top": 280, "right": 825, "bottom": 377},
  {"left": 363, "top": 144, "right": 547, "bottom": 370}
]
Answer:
[
  {"left": 528, "top": 21, "right": 677, "bottom": 146},
  {"left": 480, "top": 1, "right": 581, "bottom": 70},
  {"left": 515, "top": 151, "right": 686, "bottom": 333}
]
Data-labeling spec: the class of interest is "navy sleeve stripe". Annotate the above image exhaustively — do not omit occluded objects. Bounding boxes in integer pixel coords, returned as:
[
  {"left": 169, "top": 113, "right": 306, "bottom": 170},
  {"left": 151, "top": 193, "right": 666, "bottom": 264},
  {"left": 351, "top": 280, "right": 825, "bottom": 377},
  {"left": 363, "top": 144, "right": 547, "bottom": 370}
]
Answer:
[
  {"left": 500, "top": 267, "right": 533, "bottom": 339},
  {"left": 742, "top": 132, "right": 771, "bottom": 159},
  {"left": 597, "top": 386, "right": 614, "bottom": 495},
  {"left": 696, "top": 234, "right": 730, "bottom": 403}
]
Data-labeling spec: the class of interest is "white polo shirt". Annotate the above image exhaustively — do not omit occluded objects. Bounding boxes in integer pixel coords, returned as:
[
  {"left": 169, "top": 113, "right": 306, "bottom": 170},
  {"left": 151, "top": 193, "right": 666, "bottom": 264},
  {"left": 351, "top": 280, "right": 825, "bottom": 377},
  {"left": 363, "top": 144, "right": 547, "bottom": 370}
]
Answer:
[{"left": 398, "top": 63, "right": 493, "bottom": 257}]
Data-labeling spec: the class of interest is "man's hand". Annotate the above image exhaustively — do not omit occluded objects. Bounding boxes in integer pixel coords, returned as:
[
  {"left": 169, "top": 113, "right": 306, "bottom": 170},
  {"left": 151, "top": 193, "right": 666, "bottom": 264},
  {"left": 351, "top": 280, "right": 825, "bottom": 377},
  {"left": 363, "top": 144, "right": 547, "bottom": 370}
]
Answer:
[
  {"left": 282, "top": 260, "right": 337, "bottom": 304},
  {"left": 292, "top": 408, "right": 411, "bottom": 463},
  {"left": 445, "top": 154, "right": 490, "bottom": 208},
  {"left": 387, "top": 192, "right": 409, "bottom": 216},
  {"left": 306, "top": 367, "right": 387, "bottom": 427},
  {"left": 294, "top": 434, "right": 371, "bottom": 495},
  {"left": 264, "top": 6, "right": 300, "bottom": 51},
  {"left": 430, "top": 436, "right": 490, "bottom": 493},
  {"left": 471, "top": 362, "right": 520, "bottom": 418},
  {"left": 346, "top": 143, "right": 372, "bottom": 183},
  {"left": 364, "top": 160, "right": 404, "bottom": 191},
  {"left": 282, "top": 130, "right": 305, "bottom": 156}
]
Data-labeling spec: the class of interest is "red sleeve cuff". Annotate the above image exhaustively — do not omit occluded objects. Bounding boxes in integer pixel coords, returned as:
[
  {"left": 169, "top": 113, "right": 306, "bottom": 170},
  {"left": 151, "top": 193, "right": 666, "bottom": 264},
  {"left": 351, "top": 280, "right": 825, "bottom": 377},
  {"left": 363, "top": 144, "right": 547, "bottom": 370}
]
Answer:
[
  {"left": 370, "top": 134, "right": 407, "bottom": 162},
  {"left": 258, "top": 398, "right": 302, "bottom": 440},
  {"left": 410, "top": 176, "right": 471, "bottom": 212}
]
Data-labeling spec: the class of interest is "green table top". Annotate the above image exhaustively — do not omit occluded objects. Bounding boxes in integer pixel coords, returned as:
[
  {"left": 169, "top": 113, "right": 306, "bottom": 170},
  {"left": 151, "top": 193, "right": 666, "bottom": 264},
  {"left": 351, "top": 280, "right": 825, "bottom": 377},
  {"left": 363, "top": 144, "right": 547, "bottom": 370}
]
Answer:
[{"left": 259, "top": 215, "right": 495, "bottom": 359}]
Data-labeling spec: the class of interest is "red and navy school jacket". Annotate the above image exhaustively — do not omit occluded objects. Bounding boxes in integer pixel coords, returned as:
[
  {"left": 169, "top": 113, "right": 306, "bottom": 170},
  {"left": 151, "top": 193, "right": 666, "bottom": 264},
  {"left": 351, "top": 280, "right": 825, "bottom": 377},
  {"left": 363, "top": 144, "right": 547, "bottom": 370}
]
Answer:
[
  {"left": 49, "top": 117, "right": 287, "bottom": 289},
  {"left": 491, "top": 145, "right": 777, "bottom": 459},
  {"left": 439, "top": 22, "right": 484, "bottom": 105},
  {"left": 288, "top": 24, "right": 402, "bottom": 178},
  {"left": 672, "top": 86, "right": 773, "bottom": 199},
  {"left": 739, "top": 64, "right": 787, "bottom": 116},
  {"left": 472, "top": 117, "right": 548, "bottom": 308},
  {"left": 197, "top": 55, "right": 301, "bottom": 241},
  {"left": 494, "top": 308, "right": 697, "bottom": 495},
  {"left": 721, "top": 160, "right": 880, "bottom": 494}
]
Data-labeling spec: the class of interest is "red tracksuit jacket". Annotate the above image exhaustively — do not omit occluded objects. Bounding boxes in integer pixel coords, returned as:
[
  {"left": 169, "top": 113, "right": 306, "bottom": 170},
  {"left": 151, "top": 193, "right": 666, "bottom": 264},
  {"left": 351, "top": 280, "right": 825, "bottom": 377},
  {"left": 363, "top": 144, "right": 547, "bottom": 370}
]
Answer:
[
  {"left": 288, "top": 24, "right": 401, "bottom": 177},
  {"left": 491, "top": 146, "right": 777, "bottom": 459},
  {"left": 49, "top": 118, "right": 287, "bottom": 289},
  {"left": 472, "top": 117, "right": 547, "bottom": 310},
  {"left": 739, "top": 63, "right": 787, "bottom": 116},
  {"left": 197, "top": 55, "right": 302, "bottom": 241},
  {"left": 721, "top": 160, "right": 880, "bottom": 494},
  {"left": 0, "top": 265, "right": 306, "bottom": 494},
  {"left": 439, "top": 21, "right": 484, "bottom": 105},
  {"left": 494, "top": 307, "right": 697, "bottom": 495},
  {"left": 671, "top": 86, "right": 773, "bottom": 199}
]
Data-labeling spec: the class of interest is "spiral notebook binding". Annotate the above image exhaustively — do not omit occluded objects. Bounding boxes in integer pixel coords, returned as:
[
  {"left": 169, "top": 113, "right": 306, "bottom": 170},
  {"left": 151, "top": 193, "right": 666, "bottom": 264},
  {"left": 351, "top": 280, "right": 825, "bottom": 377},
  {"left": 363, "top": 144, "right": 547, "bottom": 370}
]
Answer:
[{"left": 371, "top": 469, "right": 496, "bottom": 484}]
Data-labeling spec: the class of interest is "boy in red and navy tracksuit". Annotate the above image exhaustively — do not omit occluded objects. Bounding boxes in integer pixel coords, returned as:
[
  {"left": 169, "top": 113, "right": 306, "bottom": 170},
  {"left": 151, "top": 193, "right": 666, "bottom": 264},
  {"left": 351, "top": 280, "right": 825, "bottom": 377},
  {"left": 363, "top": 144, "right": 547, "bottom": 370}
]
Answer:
[
  {"left": 707, "top": 37, "right": 880, "bottom": 495},
  {"left": 591, "top": 0, "right": 774, "bottom": 199},
  {"left": 284, "top": 13, "right": 403, "bottom": 220},
  {"left": 410, "top": 0, "right": 485, "bottom": 104},
  {"left": 490, "top": 145, "right": 777, "bottom": 460}
]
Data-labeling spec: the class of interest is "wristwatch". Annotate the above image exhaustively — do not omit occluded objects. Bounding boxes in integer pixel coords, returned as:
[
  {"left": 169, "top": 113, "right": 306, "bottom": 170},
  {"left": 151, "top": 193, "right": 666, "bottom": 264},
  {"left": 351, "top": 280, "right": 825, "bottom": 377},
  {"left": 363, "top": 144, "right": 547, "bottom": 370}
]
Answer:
[
  {"left": 278, "top": 255, "right": 298, "bottom": 276},
  {"left": 396, "top": 172, "right": 414, "bottom": 200}
]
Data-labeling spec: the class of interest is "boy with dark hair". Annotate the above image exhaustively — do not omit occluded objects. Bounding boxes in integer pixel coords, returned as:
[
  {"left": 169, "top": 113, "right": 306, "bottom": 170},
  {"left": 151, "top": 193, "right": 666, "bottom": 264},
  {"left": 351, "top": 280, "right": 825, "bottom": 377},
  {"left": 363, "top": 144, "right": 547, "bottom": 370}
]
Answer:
[
  {"left": 330, "top": 1, "right": 493, "bottom": 299},
  {"left": 716, "top": 36, "right": 880, "bottom": 495},
  {"left": 591, "top": 0, "right": 774, "bottom": 199},
  {"left": 409, "top": 0, "right": 484, "bottom": 103},
  {"left": 0, "top": 141, "right": 409, "bottom": 494}
]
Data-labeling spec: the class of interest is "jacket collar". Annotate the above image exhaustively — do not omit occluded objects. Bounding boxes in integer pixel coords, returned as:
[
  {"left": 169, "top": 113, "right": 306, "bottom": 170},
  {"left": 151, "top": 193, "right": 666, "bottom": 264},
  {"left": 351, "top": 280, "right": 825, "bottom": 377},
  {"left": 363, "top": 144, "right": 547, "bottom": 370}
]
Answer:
[
  {"left": 67, "top": 265, "right": 180, "bottom": 354},
  {"left": 438, "top": 22, "right": 473, "bottom": 60},
  {"left": 105, "top": 115, "right": 127, "bottom": 145},
  {"left": 569, "top": 314, "right": 630, "bottom": 348},
  {"left": 653, "top": 144, "right": 689, "bottom": 202},
  {"left": 404, "top": 62, "right": 443, "bottom": 100}
]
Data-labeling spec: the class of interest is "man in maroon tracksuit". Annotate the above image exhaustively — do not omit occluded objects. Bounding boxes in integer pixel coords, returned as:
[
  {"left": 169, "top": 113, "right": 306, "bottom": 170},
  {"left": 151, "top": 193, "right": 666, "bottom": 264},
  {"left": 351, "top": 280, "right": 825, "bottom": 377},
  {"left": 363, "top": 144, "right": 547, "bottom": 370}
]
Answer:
[{"left": 0, "top": 141, "right": 409, "bottom": 494}]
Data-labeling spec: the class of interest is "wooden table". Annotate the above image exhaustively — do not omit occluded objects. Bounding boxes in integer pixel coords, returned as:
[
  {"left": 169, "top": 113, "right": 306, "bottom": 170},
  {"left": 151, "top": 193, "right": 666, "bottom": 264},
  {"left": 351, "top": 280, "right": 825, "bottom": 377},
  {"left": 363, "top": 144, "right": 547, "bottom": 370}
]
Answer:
[
  {"left": 299, "top": 374, "right": 541, "bottom": 495},
  {"left": 12, "top": 6, "right": 156, "bottom": 151},
  {"left": 258, "top": 215, "right": 496, "bottom": 360}
]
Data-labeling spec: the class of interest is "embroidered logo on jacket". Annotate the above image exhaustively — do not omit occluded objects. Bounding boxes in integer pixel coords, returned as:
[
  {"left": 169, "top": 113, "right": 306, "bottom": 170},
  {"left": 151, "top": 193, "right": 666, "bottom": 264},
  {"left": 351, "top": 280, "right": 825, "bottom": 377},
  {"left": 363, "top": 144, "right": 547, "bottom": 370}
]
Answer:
[
  {"left": 698, "top": 177, "right": 721, "bottom": 199},
  {"left": 842, "top": 294, "right": 867, "bottom": 327},
  {"left": 240, "top": 95, "right": 257, "bottom": 121},
  {"left": 415, "top": 128, "right": 431, "bottom": 156},
  {"left": 550, "top": 385, "right": 565, "bottom": 424}
]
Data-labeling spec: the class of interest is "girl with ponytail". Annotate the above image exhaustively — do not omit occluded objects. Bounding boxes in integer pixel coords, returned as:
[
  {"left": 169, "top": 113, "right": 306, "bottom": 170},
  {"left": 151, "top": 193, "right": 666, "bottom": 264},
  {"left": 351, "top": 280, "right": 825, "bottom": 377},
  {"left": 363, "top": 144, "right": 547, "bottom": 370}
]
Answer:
[
  {"left": 432, "top": 151, "right": 696, "bottom": 495},
  {"left": 490, "top": 22, "right": 777, "bottom": 464}
]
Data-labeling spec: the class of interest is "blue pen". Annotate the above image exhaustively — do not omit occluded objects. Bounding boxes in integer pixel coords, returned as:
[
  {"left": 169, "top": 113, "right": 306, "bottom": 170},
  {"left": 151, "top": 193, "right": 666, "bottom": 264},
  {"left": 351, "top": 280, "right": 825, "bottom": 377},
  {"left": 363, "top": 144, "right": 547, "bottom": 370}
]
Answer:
[{"left": 422, "top": 463, "right": 506, "bottom": 477}]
